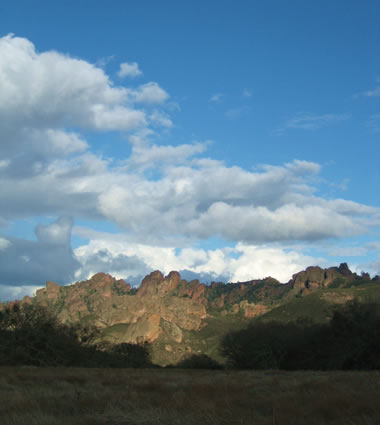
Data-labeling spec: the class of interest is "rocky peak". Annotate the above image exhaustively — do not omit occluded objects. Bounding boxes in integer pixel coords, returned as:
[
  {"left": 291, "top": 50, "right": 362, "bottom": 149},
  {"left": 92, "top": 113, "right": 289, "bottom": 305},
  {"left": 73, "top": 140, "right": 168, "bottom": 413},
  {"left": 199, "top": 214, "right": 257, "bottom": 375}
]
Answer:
[
  {"left": 86, "top": 273, "right": 118, "bottom": 297},
  {"left": 47, "top": 281, "right": 60, "bottom": 297},
  {"left": 338, "top": 263, "right": 353, "bottom": 277},
  {"left": 290, "top": 263, "right": 356, "bottom": 291},
  {"left": 46, "top": 281, "right": 59, "bottom": 291},
  {"left": 137, "top": 270, "right": 181, "bottom": 298}
]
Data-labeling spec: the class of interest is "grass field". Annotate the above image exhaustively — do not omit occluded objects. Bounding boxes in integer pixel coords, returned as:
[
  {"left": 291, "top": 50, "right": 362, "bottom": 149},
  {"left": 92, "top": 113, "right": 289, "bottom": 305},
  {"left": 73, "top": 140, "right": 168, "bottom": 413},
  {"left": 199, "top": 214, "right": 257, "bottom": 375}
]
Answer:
[{"left": 1, "top": 367, "right": 380, "bottom": 425}]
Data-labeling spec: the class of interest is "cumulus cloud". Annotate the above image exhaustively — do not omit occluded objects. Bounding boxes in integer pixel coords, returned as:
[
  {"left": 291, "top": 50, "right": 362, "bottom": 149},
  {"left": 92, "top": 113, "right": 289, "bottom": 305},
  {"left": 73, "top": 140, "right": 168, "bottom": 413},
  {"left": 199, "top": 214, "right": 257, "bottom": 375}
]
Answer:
[
  {"left": 0, "top": 33, "right": 170, "bottom": 173},
  {"left": 0, "top": 34, "right": 172, "bottom": 220},
  {"left": 128, "top": 82, "right": 169, "bottom": 104},
  {"left": 1, "top": 34, "right": 379, "bottom": 300},
  {"left": 186, "top": 202, "right": 363, "bottom": 242},
  {"left": 73, "top": 234, "right": 316, "bottom": 284},
  {"left": 118, "top": 61, "right": 142, "bottom": 78},
  {"left": 126, "top": 141, "right": 206, "bottom": 170},
  {"left": 0, "top": 217, "right": 80, "bottom": 289},
  {"left": 35, "top": 216, "right": 74, "bottom": 245},
  {"left": 74, "top": 246, "right": 150, "bottom": 284},
  {"left": 0, "top": 237, "right": 11, "bottom": 250},
  {"left": 96, "top": 158, "right": 378, "bottom": 244},
  {"left": 150, "top": 110, "right": 173, "bottom": 128},
  {"left": 0, "top": 34, "right": 147, "bottom": 132}
]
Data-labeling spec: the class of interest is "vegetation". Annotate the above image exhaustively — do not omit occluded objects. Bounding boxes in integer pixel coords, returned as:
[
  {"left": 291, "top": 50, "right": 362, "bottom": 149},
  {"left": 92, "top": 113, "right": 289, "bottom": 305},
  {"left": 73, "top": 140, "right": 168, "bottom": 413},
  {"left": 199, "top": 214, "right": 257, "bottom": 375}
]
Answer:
[
  {"left": 175, "top": 353, "right": 224, "bottom": 369},
  {"left": 2, "top": 287, "right": 380, "bottom": 423},
  {"left": 220, "top": 301, "right": 380, "bottom": 370},
  {"left": 1, "top": 367, "right": 380, "bottom": 425},
  {"left": 0, "top": 303, "right": 152, "bottom": 368}
]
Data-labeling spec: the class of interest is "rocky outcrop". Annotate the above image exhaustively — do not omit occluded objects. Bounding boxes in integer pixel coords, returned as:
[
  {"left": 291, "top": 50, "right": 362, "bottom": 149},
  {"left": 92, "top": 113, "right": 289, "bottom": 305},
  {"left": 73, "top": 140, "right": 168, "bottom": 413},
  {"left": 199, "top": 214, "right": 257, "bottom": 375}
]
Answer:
[
  {"left": 239, "top": 300, "right": 268, "bottom": 318},
  {"left": 123, "top": 313, "right": 161, "bottom": 343},
  {"left": 137, "top": 270, "right": 180, "bottom": 298},
  {"left": 289, "top": 263, "right": 356, "bottom": 292},
  {"left": 7, "top": 262, "right": 376, "bottom": 365}
]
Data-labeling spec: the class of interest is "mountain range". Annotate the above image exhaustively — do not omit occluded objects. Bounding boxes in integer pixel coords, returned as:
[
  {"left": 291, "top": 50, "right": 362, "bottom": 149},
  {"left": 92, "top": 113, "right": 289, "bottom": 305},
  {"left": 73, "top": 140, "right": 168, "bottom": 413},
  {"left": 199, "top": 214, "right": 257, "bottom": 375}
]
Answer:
[{"left": 4, "top": 263, "right": 380, "bottom": 366}]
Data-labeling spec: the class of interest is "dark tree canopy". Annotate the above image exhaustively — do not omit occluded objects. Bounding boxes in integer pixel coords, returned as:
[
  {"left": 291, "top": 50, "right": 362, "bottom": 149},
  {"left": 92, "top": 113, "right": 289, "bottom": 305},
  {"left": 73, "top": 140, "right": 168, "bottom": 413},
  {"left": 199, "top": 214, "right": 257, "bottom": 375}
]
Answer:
[
  {"left": 0, "top": 303, "right": 152, "bottom": 368},
  {"left": 220, "top": 301, "right": 380, "bottom": 370}
]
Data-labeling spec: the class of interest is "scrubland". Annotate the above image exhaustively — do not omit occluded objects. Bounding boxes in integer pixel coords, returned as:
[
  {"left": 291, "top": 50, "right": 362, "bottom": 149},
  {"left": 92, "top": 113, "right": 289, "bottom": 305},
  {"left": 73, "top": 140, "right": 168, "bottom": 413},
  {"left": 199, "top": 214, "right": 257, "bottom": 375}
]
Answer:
[{"left": 1, "top": 366, "right": 380, "bottom": 425}]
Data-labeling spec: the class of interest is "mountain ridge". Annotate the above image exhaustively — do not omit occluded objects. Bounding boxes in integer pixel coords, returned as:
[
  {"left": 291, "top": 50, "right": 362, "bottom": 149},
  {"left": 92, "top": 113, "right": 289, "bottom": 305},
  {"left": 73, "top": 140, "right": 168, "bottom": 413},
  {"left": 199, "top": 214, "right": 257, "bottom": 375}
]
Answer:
[{"left": 3, "top": 263, "right": 379, "bottom": 365}]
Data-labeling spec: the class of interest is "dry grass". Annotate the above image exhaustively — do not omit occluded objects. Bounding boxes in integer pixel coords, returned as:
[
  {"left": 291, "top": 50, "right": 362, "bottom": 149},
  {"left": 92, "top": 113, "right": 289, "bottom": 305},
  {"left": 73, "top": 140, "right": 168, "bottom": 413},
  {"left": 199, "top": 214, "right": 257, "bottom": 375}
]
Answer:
[{"left": 1, "top": 366, "right": 380, "bottom": 425}]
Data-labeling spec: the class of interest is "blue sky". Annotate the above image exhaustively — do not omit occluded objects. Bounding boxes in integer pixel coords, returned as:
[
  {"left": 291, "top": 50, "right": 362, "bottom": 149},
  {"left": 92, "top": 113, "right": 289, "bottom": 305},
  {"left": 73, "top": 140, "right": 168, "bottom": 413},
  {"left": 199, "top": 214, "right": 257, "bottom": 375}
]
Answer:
[{"left": 0, "top": 0, "right": 379, "bottom": 300}]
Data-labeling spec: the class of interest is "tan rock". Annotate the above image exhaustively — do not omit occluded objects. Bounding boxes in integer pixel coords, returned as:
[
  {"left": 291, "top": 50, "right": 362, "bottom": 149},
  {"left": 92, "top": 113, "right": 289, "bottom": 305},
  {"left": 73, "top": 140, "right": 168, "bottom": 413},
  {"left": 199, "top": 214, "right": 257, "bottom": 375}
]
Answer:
[
  {"left": 123, "top": 313, "right": 161, "bottom": 343},
  {"left": 137, "top": 271, "right": 164, "bottom": 297},
  {"left": 161, "top": 320, "right": 183, "bottom": 343}
]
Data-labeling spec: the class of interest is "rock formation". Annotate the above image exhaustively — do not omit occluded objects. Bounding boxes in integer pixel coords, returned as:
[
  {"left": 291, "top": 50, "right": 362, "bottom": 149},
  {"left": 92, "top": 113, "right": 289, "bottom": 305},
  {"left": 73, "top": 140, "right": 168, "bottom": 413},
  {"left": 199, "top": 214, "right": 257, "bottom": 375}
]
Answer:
[{"left": 4, "top": 263, "right": 377, "bottom": 365}]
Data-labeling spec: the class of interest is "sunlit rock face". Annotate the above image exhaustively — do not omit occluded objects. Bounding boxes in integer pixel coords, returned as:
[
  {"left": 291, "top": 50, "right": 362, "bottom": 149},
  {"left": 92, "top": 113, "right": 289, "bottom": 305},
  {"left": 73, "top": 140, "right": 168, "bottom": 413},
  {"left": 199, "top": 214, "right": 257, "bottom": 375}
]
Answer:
[
  {"left": 137, "top": 270, "right": 180, "bottom": 298},
  {"left": 290, "top": 263, "right": 355, "bottom": 292}
]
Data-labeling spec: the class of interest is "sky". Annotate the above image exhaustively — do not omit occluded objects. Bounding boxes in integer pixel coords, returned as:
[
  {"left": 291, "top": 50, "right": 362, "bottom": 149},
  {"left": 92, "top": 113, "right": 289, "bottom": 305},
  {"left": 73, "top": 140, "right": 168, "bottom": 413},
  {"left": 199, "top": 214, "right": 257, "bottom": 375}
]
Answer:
[{"left": 0, "top": 0, "right": 379, "bottom": 301}]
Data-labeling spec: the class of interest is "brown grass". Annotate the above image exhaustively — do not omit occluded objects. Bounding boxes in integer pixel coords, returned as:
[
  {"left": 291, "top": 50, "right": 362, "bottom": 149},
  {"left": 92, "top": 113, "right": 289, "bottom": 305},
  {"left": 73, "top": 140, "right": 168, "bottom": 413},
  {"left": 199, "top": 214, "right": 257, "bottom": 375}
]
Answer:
[{"left": 1, "top": 367, "right": 380, "bottom": 425}]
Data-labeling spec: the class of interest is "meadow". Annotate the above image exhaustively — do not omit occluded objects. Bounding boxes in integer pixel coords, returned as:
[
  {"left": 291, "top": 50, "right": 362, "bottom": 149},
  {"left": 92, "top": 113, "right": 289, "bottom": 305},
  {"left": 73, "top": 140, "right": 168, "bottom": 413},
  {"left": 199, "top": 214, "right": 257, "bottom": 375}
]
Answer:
[{"left": 1, "top": 366, "right": 380, "bottom": 425}]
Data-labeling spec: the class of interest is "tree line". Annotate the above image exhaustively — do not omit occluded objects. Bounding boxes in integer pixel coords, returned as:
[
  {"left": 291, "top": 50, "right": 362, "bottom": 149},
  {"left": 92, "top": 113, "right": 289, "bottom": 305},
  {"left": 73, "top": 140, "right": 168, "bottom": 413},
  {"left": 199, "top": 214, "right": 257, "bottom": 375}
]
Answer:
[{"left": 220, "top": 300, "right": 380, "bottom": 370}]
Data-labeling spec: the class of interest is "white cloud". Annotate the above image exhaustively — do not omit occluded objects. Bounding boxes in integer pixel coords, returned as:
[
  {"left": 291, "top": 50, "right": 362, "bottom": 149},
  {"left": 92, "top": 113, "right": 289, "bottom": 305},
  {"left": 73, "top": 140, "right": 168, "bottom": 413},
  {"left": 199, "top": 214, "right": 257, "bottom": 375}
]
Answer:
[
  {"left": 275, "top": 112, "right": 351, "bottom": 134},
  {"left": 35, "top": 216, "right": 74, "bottom": 245},
  {"left": 118, "top": 61, "right": 143, "bottom": 78},
  {"left": 93, "top": 159, "right": 378, "bottom": 244},
  {"left": 210, "top": 93, "right": 223, "bottom": 102},
  {"left": 0, "top": 33, "right": 170, "bottom": 171},
  {"left": 0, "top": 34, "right": 379, "bottom": 297},
  {"left": 130, "top": 82, "right": 169, "bottom": 104},
  {"left": 96, "top": 55, "right": 115, "bottom": 69},
  {"left": 187, "top": 202, "right": 363, "bottom": 242},
  {"left": 90, "top": 104, "right": 146, "bottom": 130},
  {"left": 127, "top": 141, "right": 206, "bottom": 170},
  {"left": 227, "top": 244, "right": 316, "bottom": 283},
  {"left": 0, "top": 217, "right": 80, "bottom": 289},
  {"left": 0, "top": 237, "right": 10, "bottom": 250},
  {"left": 73, "top": 234, "right": 316, "bottom": 284},
  {"left": 0, "top": 284, "right": 43, "bottom": 302},
  {"left": 150, "top": 110, "right": 173, "bottom": 128},
  {"left": 0, "top": 34, "right": 147, "bottom": 132},
  {"left": 0, "top": 160, "right": 10, "bottom": 169}
]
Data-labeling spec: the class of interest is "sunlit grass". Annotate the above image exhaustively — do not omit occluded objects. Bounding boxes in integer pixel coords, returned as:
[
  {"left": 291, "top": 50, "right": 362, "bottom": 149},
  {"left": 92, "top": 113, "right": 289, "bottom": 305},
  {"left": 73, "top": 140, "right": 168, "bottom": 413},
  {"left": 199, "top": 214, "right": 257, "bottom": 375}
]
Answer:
[{"left": 1, "top": 367, "right": 380, "bottom": 424}]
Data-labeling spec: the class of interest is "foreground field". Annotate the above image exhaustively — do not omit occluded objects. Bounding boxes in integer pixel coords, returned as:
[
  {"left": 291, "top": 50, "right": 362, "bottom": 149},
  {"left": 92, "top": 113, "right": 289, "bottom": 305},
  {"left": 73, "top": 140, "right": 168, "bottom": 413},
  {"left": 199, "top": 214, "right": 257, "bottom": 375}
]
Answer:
[{"left": 1, "top": 367, "right": 380, "bottom": 425}]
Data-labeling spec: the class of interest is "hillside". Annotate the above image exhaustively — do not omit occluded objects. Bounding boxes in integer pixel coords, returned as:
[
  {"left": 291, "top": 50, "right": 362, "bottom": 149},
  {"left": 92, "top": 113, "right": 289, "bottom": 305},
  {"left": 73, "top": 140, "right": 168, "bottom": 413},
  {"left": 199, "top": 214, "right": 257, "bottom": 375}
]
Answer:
[{"left": 4, "top": 263, "right": 380, "bottom": 366}]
